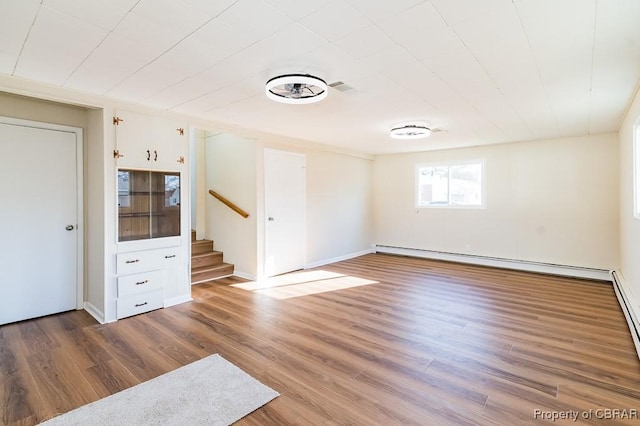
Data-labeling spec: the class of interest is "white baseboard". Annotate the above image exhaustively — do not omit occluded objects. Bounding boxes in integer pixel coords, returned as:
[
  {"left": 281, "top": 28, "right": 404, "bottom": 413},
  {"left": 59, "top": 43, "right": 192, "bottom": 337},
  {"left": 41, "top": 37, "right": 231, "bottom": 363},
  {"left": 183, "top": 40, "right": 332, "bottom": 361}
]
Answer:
[
  {"left": 164, "top": 295, "right": 193, "bottom": 308},
  {"left": 84, "top": 301, "right": 105, "bottom": 324},
  {"left": 191, "top": 274, "right": 234, "bottom": 285},
  {"left": 305, "top": 248, "right": 375, "bottom": 270},
  {"left": 611, "top": 271, "right": 640, "bottom": 359},
  {"left": 233, "top": 271, "right": 257, "bottom": 281},
  {"left": 374, "top": 245, "right": 611, "bottom": 281}
]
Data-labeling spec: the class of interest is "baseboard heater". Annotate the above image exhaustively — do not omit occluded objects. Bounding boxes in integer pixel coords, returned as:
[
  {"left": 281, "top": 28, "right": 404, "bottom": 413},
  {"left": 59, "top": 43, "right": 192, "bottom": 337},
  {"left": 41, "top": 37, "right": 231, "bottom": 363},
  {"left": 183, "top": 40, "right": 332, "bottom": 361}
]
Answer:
[
  {"left": 611, "top": 271, "right": 640, "bottom": 360},
  {"left": 374, "top": 245, "right": 611, "bottom": 281}
]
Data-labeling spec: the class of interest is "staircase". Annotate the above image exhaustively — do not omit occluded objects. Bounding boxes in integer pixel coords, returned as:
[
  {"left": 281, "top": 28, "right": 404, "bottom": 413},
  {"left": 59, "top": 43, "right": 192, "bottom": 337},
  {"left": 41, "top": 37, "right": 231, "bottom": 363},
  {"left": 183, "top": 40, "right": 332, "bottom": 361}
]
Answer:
[{"left": 191, "top": 230, "right": 234, "bottom": 284}]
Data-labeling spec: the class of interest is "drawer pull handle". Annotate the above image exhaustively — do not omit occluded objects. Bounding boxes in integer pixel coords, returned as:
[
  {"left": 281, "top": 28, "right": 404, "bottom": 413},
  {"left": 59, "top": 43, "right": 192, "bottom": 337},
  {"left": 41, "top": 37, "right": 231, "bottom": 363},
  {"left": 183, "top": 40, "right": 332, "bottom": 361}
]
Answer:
[
  {"left": 165, "top": 255, "right": 176, "bottom": 259},
  {"left": 125, "top": 259, "right": 140, "bottom": 264},
  {"left": 135, "top": 280, "right": 149, "bottom": 286},
  {"left": 135, "top": 302, "right": 148, "bottom": 307}
]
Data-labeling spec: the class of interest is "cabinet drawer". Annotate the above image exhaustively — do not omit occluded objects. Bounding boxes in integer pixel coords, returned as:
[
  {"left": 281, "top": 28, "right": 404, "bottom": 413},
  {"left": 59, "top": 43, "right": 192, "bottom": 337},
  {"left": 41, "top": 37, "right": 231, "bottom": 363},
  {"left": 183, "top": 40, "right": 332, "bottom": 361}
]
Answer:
[
  {"left": 118, "top": 270, "right": 163, "bottom": 297},
  {"left": 117, "top": 247, "right": 180, "bottom": 275},
  {"left": 117, "top": 290, "right": 163, "bottom": 319}
]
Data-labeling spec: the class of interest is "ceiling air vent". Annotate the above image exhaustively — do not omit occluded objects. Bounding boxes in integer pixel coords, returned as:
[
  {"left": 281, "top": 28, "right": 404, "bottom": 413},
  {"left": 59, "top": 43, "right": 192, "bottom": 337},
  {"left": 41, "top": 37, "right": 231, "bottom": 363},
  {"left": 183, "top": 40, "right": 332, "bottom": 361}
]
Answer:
[{"left": 328, "top": 81, "right": 355, "bottom": 93}]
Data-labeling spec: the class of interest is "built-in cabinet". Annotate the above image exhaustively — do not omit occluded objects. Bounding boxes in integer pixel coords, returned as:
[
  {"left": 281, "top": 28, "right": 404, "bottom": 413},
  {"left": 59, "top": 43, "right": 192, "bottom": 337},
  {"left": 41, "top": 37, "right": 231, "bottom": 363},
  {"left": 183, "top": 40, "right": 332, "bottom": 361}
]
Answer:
[
  {"left": 117, "top": 169, "right": 181, "bottom": 241},
  {"left": 115, "top": 246, "right": 181, "bottom": 319},
  {"left": 111, "top": 109, "right": 190, "bottom": 321},
  {"left": 113, "top": 110, "right": 185, "bottom": 170}
]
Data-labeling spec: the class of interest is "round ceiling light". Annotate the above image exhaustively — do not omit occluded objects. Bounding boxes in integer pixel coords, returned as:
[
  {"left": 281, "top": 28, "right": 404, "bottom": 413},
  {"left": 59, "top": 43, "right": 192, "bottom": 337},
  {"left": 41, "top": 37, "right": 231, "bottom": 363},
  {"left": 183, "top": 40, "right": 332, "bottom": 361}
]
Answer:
[
  {"left": 390, "top": 124, "right": 431, "bottom": 139},
  {"left": 265, "top": 74, "right": 328, "bottom": 104}
]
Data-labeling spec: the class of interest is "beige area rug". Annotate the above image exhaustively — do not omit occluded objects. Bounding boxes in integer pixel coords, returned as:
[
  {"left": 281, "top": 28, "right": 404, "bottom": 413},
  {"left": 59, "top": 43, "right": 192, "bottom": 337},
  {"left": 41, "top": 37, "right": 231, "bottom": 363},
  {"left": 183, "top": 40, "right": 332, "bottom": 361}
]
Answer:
[{"left": 40, "top": 354, "right": 279, "bottom": 426}]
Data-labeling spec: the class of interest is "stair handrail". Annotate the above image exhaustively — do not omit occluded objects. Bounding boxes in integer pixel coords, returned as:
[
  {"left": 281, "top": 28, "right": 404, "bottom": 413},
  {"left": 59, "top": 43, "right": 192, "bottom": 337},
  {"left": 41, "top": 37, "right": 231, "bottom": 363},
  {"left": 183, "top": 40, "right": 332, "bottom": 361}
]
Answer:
[{"left": 208, "top": 189, "right": 249, "bottom": 218}]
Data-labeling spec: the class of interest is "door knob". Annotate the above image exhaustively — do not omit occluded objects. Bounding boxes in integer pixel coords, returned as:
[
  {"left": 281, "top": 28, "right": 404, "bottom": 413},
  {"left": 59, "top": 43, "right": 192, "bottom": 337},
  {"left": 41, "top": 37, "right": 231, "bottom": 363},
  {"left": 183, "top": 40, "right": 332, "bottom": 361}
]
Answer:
[
  {"left": 268, "top": 217, "right": 274, "bottom": 221},
  {"left": 65, "top": 225, "right": 74, "bottom": 231}
]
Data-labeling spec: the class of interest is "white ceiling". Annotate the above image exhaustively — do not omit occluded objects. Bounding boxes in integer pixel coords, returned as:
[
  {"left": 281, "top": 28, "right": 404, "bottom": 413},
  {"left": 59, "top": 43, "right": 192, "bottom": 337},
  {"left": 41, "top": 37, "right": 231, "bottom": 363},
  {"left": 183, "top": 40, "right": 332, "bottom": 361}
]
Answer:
[{"left": 1, "top": 0, "right": 639, "bottom": 154}]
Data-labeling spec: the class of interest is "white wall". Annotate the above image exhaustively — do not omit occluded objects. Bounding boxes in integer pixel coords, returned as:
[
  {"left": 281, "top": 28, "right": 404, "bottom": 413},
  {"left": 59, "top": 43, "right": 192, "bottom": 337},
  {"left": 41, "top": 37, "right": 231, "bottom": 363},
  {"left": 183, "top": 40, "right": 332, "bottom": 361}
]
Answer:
[
  {"left": 305, "top": 150, "right": 373, "bottom": 266},
  {"left": 619, "top": 88, "right": 640, "bottom": 303},
  {"left": 205, "top": 132, "right": 258, "bottom": 278},
  {"left": 203, "top": 132, "right": 374, "bottom": 279},
  {"left": 374, "top": 134, "right": 619, "bottom": 270}
]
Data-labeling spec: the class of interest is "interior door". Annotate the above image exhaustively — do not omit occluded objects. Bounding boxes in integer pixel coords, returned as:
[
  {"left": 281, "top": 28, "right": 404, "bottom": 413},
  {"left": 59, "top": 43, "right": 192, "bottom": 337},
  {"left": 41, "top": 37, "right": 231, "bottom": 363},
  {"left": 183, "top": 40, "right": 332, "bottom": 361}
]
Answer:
[
  {"left": 264, "top": 149, "right": 306, "bottom": 277},
  {"left": 0, "top": 121, "right": 78, "bottom": 325}
]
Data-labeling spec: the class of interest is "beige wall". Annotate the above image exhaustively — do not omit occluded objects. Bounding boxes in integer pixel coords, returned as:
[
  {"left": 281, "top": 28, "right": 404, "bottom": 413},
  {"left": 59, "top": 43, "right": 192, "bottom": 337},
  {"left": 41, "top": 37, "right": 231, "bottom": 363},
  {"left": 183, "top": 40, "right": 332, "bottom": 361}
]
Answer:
[
  {"left": 203, "top": 132, "right": 374, "bottom": 279},
  {"left": 0, "top": 91, "right": 88, "bottom": 128},
  {"left": 374, "top": 134, "right": 619, "bottom": 270},
  {"left": 205, "top": 132, "right": 258, "bottom": 278},
  {"left": 305, "top": 150, "right": 373, "bottom": 266},
  {"left": 619, "top": 88, "right": 640, "bottom": 301}
]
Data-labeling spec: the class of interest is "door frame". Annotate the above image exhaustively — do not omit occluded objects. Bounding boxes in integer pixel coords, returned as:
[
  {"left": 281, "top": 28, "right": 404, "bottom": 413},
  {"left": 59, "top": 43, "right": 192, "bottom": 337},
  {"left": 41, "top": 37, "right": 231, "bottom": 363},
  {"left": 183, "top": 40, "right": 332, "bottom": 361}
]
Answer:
[
  {"left": 0, "top": 116, "right": 84, "bottom": 309},
  {"left": 263, "top": 148, "right": 306, "bottom": 277}
]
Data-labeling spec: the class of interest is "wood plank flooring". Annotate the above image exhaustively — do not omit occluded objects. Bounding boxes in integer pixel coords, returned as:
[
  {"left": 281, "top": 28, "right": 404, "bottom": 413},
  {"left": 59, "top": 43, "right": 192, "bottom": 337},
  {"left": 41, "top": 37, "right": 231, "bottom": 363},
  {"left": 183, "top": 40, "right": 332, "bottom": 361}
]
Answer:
[{"left": 2, "top": 253, "right": 639, "bottom": 425}]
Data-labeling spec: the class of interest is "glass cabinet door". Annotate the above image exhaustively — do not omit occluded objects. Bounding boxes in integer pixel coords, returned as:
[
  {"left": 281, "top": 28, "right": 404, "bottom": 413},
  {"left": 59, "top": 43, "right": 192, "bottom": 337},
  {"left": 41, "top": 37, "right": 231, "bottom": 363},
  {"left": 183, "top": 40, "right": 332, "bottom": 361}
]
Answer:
[{"left": 118, "top": 169, "right": 180, "bottom": 242}]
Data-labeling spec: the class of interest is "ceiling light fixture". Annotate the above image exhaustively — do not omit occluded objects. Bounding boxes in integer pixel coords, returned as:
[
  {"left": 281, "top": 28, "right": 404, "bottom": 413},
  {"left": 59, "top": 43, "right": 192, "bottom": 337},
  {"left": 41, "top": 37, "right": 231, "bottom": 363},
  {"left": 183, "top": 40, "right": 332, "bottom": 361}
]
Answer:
[
  {"left": 265, "top": 74, "right": 327, "bottom": 104},
  {"left": 390, "top": 124, "right": 431, "bottom": 139}
]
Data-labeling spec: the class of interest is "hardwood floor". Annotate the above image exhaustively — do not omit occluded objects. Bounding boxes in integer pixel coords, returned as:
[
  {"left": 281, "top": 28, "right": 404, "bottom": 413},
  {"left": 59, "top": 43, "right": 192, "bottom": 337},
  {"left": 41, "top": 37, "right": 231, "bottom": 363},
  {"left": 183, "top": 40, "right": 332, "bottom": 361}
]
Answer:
[{"left": 2, "top": 253, "right": 639, "bottom": 425}]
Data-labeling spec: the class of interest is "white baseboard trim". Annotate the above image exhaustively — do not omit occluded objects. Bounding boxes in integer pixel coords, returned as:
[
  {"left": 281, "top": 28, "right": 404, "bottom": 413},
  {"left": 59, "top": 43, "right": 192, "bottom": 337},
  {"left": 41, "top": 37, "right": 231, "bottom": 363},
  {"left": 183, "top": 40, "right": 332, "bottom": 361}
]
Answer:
[
  {"left": 611, "top": 271, "right": 640, "bottom": 359},
  {"left": 191, "top": 274, "right": 234, "bottom": 285},
  {"left": 374, "top": 245, "right": 611, "bottom": 281},
  {"left": 164, "top": 295, "right": 193, "bottom": 308},
  {"left": 84, "top": 301, "right": 105, "bottom": 324},
  {"left": 233, "top": 271, "right": 257, "bottom": 281},
  {"left": 305, "top": 248, "right": 375, "bottom": 270}
]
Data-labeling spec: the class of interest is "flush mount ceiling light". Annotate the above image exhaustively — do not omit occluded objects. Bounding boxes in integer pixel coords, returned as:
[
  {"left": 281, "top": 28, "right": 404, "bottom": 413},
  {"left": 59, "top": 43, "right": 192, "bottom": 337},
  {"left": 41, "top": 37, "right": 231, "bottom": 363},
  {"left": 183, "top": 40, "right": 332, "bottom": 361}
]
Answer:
[
  {"left": 390, "top": 124, "right": 432, "bottom": 139},
  {"left": 265, "top": 74, "right": 327, "bottom": 104}
]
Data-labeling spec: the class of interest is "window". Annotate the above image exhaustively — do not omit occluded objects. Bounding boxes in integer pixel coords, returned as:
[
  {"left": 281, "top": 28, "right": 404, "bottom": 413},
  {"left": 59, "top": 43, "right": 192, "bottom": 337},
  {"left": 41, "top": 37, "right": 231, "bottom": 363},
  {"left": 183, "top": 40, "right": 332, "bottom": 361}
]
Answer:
[{"left": 416, "top": 161, "right": 484, "bottom": 208}]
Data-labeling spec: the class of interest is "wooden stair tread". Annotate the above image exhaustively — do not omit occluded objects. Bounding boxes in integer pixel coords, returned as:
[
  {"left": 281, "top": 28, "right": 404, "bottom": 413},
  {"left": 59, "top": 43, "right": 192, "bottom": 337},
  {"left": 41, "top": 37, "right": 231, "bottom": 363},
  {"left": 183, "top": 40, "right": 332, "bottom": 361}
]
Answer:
[
  {"left": 191, "top": 239, "right": 214, "bottom": 255},
  {"left": 191, "top": 250, "right": 223, "bottom": 259},
  {"left": 190, "top": 234, "right": 234, "bottom": 282},
  {"left": 191, "top": 251, "right": 224, "bottom": 270},
  {"left": 191, "top": 263, "right": 234, "bottom": 273},
  {"left": 192, "top": 240, "right": 213, "bottom": 247}
]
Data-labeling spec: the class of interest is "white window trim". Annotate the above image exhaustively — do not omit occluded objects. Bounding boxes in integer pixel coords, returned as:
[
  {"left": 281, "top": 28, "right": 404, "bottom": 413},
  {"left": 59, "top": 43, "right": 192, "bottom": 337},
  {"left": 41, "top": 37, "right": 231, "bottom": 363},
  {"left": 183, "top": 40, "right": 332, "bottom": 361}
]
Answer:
[{"left": 415, "top": 159, "right": 486, "bottom": 209}]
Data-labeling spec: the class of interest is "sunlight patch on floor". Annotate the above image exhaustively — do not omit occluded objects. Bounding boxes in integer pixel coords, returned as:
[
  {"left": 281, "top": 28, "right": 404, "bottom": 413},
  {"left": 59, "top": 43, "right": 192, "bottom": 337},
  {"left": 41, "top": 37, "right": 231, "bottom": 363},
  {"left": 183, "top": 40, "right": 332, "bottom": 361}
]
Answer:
[{"left": 231, "top": 270, "right": 379, "bottom": 299}]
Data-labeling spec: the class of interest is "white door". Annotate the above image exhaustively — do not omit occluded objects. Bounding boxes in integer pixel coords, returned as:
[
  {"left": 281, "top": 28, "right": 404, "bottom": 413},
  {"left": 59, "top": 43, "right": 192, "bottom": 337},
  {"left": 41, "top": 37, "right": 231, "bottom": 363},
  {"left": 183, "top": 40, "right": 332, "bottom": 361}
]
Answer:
[
  {"left": 0, "top": 121, "right": 79, "bottom": 325},
  {"left": 264, "top": 149, "right": 306, "bottom": 277}
]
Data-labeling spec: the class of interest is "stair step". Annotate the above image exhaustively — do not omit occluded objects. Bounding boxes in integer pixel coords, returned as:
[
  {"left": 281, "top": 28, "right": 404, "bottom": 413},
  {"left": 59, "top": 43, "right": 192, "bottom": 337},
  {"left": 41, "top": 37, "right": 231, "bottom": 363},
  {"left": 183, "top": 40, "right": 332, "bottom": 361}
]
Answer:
[
  {"left": 191, "top": 251, "right": 223, "bottom": 269},
  {"left": 191, "top": 263, "right": 234, "bottom": 283},
  {"left": 192, "top": 239, "right": 213, "bottom": 255}
]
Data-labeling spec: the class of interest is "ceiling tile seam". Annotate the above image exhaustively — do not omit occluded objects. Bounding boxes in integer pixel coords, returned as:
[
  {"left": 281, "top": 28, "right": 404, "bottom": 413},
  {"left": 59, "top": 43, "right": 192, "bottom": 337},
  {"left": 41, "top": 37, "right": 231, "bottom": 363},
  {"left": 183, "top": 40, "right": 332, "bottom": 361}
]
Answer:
[
  {"left": 264, "top": 0, "right": 326, "bottom": 22},
  {"left": 440, "top": 5, "right": 535, "bottom": 140},
  {"left": 365, "top": 3, "right": 500, "bottom": 136},
  {"left": 104, "top": 0, "right": 242, "bottom": 99},
  {"left": 202, "top": 91, "right": 263, "bottom": 114},
  {"left": 11, "top": 2, "right": 43, "bottom": 76},
  {"left": 587, "top": 0, "right": 599, "bottom": 135},
  {"left": 160, "top": 22, "right": 304, "bottom": 111},
  {"left": 158, "top": 45, "right": 264, "bottom": 111},
  {"left": 61, "top": 0, "right": 144, "bottom": 88},
  {"left": 354, "top": 6, "right": 444, "bottom": 122},
  {"left": 512, "top": 1, "right": 562, "bottom": 138},
  {"left": 344, "top": 0, "right": 429, "bottom": 24}
]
